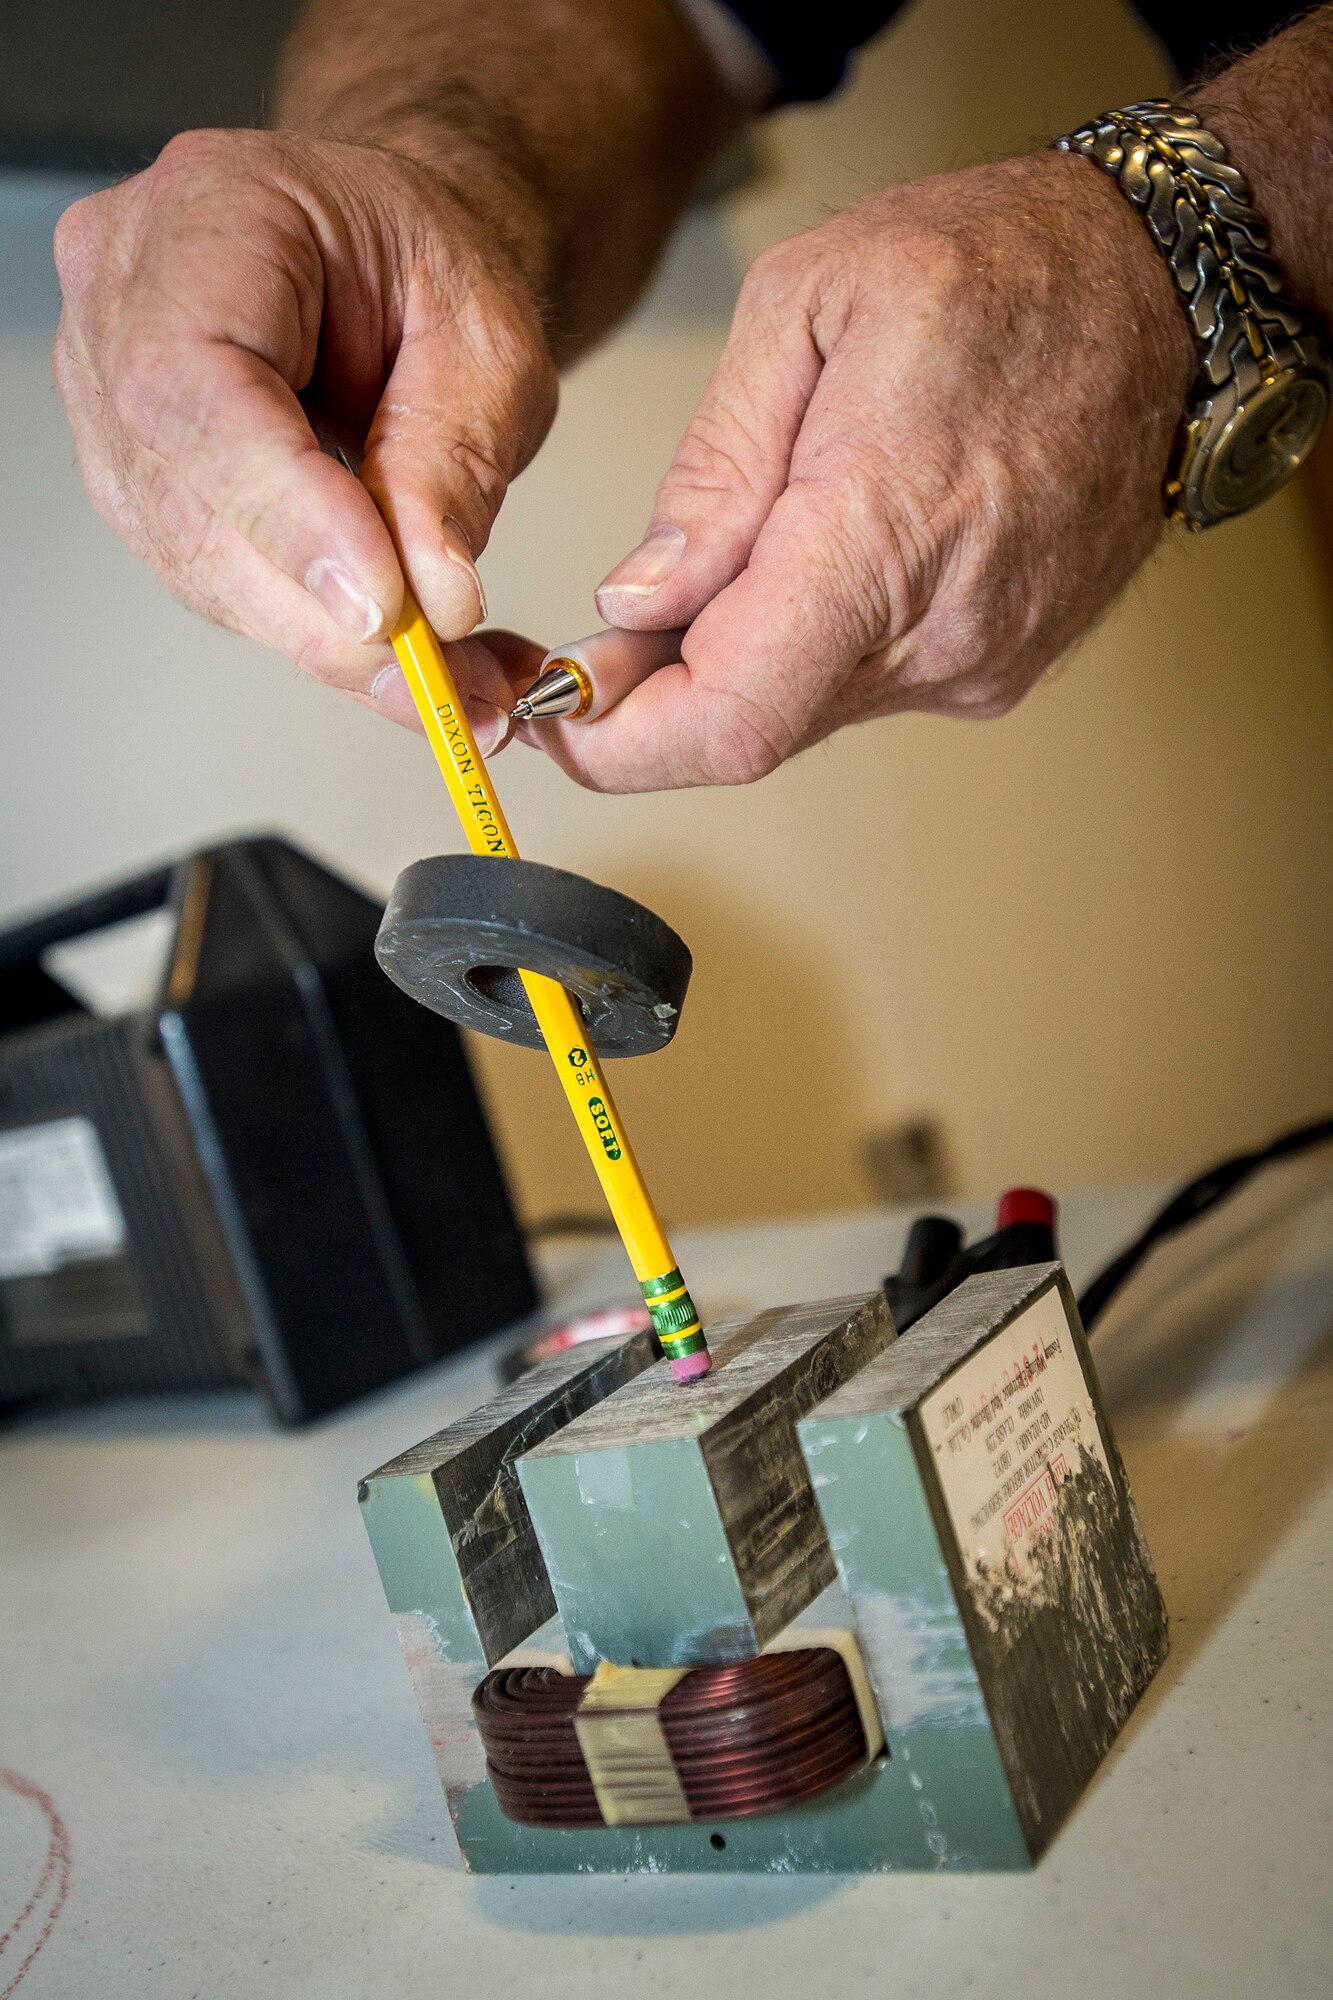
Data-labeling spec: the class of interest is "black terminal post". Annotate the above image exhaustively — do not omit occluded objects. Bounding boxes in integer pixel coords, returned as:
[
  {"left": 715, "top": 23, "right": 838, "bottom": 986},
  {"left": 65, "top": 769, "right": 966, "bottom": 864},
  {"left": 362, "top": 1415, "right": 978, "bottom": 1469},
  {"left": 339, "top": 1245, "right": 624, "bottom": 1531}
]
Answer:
[{"left": 885, "top": 1189, "right": 1058, "bottom": 1334}]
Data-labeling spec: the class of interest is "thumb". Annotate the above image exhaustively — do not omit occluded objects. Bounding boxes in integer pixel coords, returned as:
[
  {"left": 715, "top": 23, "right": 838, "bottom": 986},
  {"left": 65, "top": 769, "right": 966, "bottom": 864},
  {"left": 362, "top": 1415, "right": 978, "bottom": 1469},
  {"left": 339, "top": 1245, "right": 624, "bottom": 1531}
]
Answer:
[
  {"left": 362, "top": 271, "right": 557, "bottom": 642},
  {"left": 596, "top": 254, "right": 823, "bottom": 632}
]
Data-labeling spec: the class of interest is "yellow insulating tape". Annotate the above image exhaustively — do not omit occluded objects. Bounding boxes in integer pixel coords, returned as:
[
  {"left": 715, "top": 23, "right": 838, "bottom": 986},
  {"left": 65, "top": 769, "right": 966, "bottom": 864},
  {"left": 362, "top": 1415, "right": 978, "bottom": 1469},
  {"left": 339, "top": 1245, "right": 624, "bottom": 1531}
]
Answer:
[
  {"left": 496, "top": 1642, "right": 575, "bottom": 1676},
  {"left": 568, "top": 1632, "right": 883, "bottom": 1830},
  {"left": 573, "top": 1662, "right": 691, "bottom": 1827}
]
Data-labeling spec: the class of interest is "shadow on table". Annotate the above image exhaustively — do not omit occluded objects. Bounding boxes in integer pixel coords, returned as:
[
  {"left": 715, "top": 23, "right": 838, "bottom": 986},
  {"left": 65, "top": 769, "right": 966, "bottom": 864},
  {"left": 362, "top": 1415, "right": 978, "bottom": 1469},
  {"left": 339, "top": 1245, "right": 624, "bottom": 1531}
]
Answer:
[
  {"left": 473, "top": 1869, "right": 842, "bottom": 1935},
  {"left": 1086, "top": 1158, "right": 1333, "bottom": 1685},
  {"left": 1122, "top": 1309, "right": 1333, "bottom": 1680}
]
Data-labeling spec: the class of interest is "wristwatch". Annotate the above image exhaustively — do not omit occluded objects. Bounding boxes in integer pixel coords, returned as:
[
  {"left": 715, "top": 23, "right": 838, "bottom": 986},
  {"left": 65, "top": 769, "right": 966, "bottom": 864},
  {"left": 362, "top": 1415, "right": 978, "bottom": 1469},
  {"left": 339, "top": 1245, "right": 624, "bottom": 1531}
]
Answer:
[{"left": 1056, "top": 99, "right": 1332, "bottom": 529}]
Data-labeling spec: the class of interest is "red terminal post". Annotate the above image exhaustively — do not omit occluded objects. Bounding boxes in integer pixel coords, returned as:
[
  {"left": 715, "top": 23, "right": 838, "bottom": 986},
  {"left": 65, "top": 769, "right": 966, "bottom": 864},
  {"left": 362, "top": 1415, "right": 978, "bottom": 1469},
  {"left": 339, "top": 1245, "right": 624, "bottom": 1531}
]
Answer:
[{"left": 996, "top": 1186, "right": 1058, "bottom": 1233}]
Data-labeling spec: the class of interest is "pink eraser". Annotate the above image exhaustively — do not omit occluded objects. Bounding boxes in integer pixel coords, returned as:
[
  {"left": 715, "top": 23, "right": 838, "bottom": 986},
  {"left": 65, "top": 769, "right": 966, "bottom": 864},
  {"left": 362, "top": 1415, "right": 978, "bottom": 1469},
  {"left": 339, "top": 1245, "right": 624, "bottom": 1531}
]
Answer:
[{"left": 670, "top": 1349, "right": 712, "bottom": 1383}]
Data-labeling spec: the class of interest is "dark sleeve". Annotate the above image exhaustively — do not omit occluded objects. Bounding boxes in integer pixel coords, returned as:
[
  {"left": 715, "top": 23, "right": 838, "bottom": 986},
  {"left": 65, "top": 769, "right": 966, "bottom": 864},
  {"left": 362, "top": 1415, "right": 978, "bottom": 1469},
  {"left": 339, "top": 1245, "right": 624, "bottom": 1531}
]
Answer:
[
  {"left": 1129, "top": 3, "right": 1307, "bottom": 77},
  {"left": 722, "top": 2, "right": 1306, "bottom": 106},
  {"left": 719, "top": 2, "right": 902, "bottom": 103}
]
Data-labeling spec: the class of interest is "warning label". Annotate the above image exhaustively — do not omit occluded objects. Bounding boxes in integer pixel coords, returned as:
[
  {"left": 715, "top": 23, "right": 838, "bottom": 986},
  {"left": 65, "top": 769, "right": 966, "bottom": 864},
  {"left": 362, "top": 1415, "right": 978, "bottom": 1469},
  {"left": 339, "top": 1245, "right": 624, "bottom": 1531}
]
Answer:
[
  {"left": 918, "top": 1287, "right": 1108, "bottom": 1577},
  {"left": 0, "top": 1118, "right": 128, "bottom": 1281}
]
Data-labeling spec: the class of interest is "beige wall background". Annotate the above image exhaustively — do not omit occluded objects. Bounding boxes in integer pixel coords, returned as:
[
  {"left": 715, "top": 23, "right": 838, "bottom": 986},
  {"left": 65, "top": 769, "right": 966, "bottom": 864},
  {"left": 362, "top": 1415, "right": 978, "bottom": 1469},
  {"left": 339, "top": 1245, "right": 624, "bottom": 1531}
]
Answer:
[{"left": 2, "top": 0, "right": 1332, "bottom": 1229}]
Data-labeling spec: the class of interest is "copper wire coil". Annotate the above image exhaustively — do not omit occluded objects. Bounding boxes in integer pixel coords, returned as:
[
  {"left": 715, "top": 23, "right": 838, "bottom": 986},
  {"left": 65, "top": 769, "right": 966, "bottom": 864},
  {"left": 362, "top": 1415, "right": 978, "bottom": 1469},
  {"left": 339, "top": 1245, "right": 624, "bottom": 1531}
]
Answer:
[{"left": 473, "top": 1648, "right": 872, "bottom": 1830}]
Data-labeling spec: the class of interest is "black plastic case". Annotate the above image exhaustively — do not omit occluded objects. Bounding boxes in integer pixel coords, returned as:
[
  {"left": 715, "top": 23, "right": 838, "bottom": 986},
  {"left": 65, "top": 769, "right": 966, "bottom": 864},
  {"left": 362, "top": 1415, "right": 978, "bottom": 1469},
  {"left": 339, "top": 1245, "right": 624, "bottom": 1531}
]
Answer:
[{"left": 0, "top": 836, "right": 537, "bottom": 1422}]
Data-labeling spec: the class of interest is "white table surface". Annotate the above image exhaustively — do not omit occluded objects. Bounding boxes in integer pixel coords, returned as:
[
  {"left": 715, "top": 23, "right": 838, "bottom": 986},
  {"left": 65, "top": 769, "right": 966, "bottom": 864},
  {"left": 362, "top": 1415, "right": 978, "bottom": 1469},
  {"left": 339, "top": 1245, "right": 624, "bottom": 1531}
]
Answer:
[{"left": 3, "top": 1166, "right": 1332, "bottom": 2000}]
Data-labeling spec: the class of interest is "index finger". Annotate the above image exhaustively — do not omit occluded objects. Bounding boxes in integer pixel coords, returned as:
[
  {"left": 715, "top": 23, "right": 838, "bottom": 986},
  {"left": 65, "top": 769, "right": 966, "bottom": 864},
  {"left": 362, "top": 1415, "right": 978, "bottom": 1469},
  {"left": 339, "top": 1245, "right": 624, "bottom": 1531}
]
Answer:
[{"left": 107, "top": 265, "right": 407, "bottom": 646}]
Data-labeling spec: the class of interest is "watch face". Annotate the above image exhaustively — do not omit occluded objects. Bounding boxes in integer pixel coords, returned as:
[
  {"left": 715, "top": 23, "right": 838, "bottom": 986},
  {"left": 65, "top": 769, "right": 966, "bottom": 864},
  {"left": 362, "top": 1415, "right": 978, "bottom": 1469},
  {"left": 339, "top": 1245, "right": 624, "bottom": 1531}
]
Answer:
[{"left": 1198, "top": 368, "right": 1330, "bottom": 521}]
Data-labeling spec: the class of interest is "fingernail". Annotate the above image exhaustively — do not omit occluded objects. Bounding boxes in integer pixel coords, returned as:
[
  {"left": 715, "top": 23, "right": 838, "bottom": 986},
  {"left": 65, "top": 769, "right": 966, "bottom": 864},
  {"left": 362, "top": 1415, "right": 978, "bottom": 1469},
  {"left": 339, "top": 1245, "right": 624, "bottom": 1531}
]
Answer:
[
  {"left": 369, "top": 663, "right": 420, "bottom": 729},
  {"left": 441, "top": 516, "right": 487, "bottom": 622},
  {"left": 470, "top": 702, "right": 509, "bottom": 757},
  {"left": 597, "top": 524, "right": 686, "bottom": 603},
  {"left": 306, "top": 557, "right": 386, "bottom": 642}
]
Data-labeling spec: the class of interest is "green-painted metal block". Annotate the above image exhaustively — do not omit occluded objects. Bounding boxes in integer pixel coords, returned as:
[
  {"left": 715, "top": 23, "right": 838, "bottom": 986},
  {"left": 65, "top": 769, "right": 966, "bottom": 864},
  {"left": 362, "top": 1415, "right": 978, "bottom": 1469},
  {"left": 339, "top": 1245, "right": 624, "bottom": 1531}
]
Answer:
[
  {"left": 358, "top": 1329, "right": 656, "bottom": 1818},
  {"left": 361, "top": 1268, "right": 1165, "bottom": 1874},
  {"left": 518, "top": 1293, "right": 895, "bottom": 1670},
  {"left": 798, "top": 1261, "right": 1168, "bottom": 1863}
]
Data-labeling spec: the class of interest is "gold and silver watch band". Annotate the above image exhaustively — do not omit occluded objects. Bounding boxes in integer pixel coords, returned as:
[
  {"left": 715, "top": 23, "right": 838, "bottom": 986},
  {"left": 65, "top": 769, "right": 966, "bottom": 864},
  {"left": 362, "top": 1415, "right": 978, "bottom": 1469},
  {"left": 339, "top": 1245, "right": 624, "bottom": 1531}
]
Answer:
[{"left": 1057, "top": 99, "right": 1331, "bottom": 528}]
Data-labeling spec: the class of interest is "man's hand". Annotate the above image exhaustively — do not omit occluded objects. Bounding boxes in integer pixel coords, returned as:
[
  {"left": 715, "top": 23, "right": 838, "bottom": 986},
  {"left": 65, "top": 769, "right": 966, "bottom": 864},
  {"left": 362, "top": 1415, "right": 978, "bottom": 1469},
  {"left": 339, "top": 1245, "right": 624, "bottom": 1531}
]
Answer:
[
  {"left": 532, "top": 150, "right": 1197, "bottom": 792},
  {"left": 50, "top": 0, "right": 734, "bottom": 743},
  {"left": 53, "top": 130, "right": 557, "bottom": 742}
]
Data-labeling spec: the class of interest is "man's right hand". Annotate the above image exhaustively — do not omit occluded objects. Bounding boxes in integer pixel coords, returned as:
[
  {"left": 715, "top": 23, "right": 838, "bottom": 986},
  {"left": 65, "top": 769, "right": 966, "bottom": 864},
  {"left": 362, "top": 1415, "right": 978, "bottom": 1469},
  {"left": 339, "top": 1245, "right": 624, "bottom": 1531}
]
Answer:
[{"left": 52, "top": 129, "right": 558, "bottom": 742}]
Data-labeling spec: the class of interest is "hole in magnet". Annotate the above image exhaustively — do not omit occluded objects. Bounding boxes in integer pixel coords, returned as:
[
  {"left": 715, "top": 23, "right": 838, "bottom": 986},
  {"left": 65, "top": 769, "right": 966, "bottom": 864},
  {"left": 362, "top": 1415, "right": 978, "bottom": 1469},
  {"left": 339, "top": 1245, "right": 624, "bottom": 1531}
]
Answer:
[{"left": 463, "top": 964, "right": 534, "bottom": 1017}]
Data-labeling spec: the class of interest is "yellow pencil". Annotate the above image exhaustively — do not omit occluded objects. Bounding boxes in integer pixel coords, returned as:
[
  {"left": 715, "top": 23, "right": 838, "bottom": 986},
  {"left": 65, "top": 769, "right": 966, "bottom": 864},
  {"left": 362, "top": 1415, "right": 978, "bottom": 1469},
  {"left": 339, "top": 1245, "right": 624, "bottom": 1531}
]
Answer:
[{"left": 391, "top": 595, "right": 711, "bottom": 1381}]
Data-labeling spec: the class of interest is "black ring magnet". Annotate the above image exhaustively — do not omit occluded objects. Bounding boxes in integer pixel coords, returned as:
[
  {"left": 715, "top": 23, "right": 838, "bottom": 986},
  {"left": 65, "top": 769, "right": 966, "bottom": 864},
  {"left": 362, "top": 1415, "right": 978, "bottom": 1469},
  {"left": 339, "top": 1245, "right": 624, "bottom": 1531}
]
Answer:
[{"left": 375, "top": 855, "right": 692, "bottom": 1058}]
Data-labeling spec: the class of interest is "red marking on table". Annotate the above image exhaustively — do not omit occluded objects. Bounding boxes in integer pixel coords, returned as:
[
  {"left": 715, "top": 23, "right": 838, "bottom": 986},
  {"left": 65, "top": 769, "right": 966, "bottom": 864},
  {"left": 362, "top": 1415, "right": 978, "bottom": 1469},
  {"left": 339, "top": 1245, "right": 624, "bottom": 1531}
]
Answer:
[{"left": 0, "top": 1769, "right": 71, "bottom": 1998}]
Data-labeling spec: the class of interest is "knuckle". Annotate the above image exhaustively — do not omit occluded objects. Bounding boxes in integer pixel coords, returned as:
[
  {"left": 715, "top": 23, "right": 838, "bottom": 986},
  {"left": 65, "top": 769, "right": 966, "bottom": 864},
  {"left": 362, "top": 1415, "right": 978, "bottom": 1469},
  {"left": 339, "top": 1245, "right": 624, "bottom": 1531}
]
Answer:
[
  {"left": 739, "top": 240, "right": 804, "bottom": 312},
  {"left": 892, "top": 637, "right": 976, "bottom": 695},
  {"left": 785, "top": 479, "right": 902, "bottom": 650},
  {"left": 454, "top": 279, "right": 553, "bottom": 402},
  {"left": 917, "top": 674, "right": 1020, "bottom": 720},
  {"left": 706, "top": 691, "right": 793, "bottom": 786},
  {"left": 290, "top": 623, "right": 356, "bottom": 689},
  {"left": 472, "top": 319, "right": 557, "bottom": 461},
  {"left": 894, "top": 621, "right": 1017, "bottom": 707},
  {"left": 495, "top": 344, "right": 557, "bottom": 467},
  {"left": 962, "top": 687, "right": 1020, "bottom": 719},
  {"left": 149, "top": 128, "right": 231, "bottom": 185},
  {"left": 445, "top": 429, "right": 510, "bottom": 522},
  {"left": 665, "top": 400, "right": 773, "bottom": 504},
  {"left": 53, "top": 195, "right": 105, "bottom": 290},
  {"left": 489, "top": 299, "right": 552, "bottom": 398}
]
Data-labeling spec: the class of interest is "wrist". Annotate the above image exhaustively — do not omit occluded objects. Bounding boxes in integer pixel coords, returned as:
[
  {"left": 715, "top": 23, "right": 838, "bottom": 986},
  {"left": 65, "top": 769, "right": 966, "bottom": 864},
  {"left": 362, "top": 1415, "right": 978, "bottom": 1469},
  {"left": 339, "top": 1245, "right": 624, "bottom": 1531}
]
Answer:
[
  {"left": 1036, "top": 148, "right": 1196, "bottom": 406},
  {"left": 274, "top": 88, "right": 560, "bottom": 322},
  {"left": 1187, "top": 12, "right": 1333, "bottom": 339},
  {"left": 1017, "top": 149, "right": 1197, "bottom": 521},
  {"left": 273, "top": 0, "right": 739, "bottom": 363}
]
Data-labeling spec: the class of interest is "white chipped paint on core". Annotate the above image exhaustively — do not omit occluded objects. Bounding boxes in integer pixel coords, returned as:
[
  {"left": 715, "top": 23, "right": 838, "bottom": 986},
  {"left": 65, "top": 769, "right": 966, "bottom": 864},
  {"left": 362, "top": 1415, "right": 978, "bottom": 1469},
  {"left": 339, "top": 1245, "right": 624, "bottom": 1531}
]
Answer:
[
  {"left": 853, "top": 1590, "right": 987, "bottom": 1732},
  {"left": 392, "top": 1611, "right": 488, "bottom": 1792}
]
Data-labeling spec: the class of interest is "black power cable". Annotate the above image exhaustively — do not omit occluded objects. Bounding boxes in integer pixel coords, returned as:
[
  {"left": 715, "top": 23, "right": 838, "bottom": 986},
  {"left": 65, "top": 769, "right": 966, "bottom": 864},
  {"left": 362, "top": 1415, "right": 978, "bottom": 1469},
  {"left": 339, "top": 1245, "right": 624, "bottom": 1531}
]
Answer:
[{"left": 1077, "top": 1113, "right": 1333, "bottom": 1331}]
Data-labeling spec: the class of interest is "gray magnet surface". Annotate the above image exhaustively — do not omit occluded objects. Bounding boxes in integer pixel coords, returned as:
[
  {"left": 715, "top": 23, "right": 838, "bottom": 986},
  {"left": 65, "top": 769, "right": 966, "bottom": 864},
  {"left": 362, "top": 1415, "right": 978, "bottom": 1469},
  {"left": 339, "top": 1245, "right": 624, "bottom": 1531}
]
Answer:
[{"left": 375, "top": 855, "right": 691, "bottom": 1057}]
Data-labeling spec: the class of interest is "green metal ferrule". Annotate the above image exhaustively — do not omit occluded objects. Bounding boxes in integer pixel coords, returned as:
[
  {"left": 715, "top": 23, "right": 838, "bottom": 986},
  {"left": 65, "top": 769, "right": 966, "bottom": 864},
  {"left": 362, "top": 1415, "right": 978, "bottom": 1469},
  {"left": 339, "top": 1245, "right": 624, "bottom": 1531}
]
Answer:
[
  {"left": 640, "top": 1267, "right": 687, "bottom": 1301},
  {"left": 640, "top": 1270, "right": 704, "bottom": 1356},
  {"left": 657, "top": 1323, "right": 707, "bottom": 1361}
]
